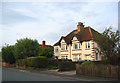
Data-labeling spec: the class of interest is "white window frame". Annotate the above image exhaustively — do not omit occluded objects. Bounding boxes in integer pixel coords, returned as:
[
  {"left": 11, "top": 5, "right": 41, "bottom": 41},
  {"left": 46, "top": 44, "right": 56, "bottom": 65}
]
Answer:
[
  {"left": 72, "top": 43, "right": 81, "bottom": 50},
  {"left": 73, "top": 54, "right": 81, "bottom": 61},
  {"left": 61, "top": 55, "right": 68, "bottom": 59},
  {"left": 61, "top": 45, "right": 67, "bottom": 50},
  {"left": 55, "top": 46, "right": 58, "bottom": 52},
  {"left": 85, "top": 42, "right": 90, "bottom": 49}
]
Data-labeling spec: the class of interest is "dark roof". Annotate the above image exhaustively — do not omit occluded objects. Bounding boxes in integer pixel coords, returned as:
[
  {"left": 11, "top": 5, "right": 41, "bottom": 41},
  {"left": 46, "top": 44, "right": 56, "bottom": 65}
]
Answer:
[{"left": 53, "top": 26, "right": 101, "bottom": 46}]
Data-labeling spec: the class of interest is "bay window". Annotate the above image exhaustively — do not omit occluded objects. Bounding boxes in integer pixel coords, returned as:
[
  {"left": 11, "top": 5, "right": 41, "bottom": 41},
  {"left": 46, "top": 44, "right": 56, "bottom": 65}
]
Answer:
[
  {"left": 61, "top": 45, "right": 67, "bottom": 50},
  {"left": 72, "top": 43, "right": 81, "bottom": 49}
]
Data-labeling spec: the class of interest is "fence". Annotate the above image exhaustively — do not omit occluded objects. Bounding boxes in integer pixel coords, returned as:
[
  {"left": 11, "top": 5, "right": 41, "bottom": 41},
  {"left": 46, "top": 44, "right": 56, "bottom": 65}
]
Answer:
[{"left": 76, "top": 64, "right": 120, "bottom": 79}]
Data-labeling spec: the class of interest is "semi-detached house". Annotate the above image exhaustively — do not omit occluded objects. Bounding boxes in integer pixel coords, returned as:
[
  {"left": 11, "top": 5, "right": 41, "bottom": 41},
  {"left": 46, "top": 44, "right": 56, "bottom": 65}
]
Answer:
[{"left": 53, "top": 22, "right": 103, "bottom": 62}]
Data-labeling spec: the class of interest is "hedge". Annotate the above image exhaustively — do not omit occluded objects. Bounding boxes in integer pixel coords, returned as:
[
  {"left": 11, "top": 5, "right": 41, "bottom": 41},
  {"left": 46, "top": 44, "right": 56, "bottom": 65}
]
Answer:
[
  {"left": 17, "top": 56, "right": 58, "bottom": 68},
  {"left": 26, "top": 56, "right": 48, "bottom": 68},
  {"left": 58, "top": 61, "right": 76, "bottom": 71},
  {"left": 58, "top": 59, "right": 72, "bottom": 62},
  {"left": 81, "top": 61, "right": 94, "bottom": 66},
  {"left": 17, "top": 59, "right": 26, "bottom": 66}
]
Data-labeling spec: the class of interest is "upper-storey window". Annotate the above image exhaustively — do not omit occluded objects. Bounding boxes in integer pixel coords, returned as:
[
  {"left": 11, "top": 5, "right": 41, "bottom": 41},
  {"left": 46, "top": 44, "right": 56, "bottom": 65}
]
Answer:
[
  {"left": 61, "top": 45, "right": 67, "bottom": 50},
  {"left": 72, "top": 43, "right": 81, "bottom": 49},
  {"left": 85, "top": 42, "right": 90, "bottom": 49},
  {"left": 55, "top": 46, "right": 58, "bottom": 52}
]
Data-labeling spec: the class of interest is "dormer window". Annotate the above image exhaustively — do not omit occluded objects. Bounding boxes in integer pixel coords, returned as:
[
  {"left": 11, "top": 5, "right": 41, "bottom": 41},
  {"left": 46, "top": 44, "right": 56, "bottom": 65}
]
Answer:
[{"left": 61, "top": 45, "right": 67, "bottom": 50}]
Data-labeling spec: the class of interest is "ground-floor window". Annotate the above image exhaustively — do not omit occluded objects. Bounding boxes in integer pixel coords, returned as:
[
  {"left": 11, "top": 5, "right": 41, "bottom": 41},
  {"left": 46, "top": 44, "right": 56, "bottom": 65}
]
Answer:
[
  {"left": 61, "top": 55, "right": 68, "bottom": 59},
  {"left": 85, "top": 54, "right": 91, "bottom": 60},
  {"left": 96, "top": 53, "right": 98, "bottom": 60},
  {"left": 73, "top": 54, "right": 81, "bottom": 61}
]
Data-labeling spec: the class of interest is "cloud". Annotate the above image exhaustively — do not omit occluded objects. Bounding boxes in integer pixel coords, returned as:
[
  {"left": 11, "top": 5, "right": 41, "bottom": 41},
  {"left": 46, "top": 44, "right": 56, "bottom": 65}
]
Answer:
[{"left": 1, "top": 2, "right": 118, "bottom": 49}]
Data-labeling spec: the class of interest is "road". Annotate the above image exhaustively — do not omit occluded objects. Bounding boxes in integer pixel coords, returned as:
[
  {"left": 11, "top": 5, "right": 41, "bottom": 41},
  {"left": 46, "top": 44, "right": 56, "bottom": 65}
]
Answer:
[
  {"left": 2, "top": 67, "right": 119, "bottom": 83},
  {"left": 2, "top": 67, "right": 72, "bottom": 81}
]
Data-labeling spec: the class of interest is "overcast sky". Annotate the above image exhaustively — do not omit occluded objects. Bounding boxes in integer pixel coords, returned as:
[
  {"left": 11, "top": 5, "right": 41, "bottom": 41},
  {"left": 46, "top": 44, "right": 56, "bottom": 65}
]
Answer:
[{"left": 0, "top": 1, "right": 118, "bottom": 49}]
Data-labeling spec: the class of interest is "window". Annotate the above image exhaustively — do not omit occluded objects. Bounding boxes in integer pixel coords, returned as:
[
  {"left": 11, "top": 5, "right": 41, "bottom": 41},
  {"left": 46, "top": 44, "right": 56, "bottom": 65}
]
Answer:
[
  {"left": 61, "top": 45, "right": 67, "bottom": 50},
  {"left": 73, "top": 54, "right": 81, "bottom": 61},
  {"left": 55, "top": 47, "right": 58, "bottom": 52},
  {"left": 72, "top": 43, "right": 81, "bottom": 49},
  {"left": 85, "top": 42, "right": 90, "bottom": 49},
  {"left": 61, "top": 55, "right": 68, "bottom": 59},
  {"left": 96, "top": 53, "right": 98, "bottom": 60}
]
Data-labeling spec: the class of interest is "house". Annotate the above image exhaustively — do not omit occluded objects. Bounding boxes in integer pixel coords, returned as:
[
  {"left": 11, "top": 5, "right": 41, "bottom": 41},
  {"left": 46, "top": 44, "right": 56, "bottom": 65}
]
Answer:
[
  {"left": 39, "top": 41, "right": 54, "bottom": 51},
  {"left": 53, "top": 22, "right": 102, "bottom": 61}
]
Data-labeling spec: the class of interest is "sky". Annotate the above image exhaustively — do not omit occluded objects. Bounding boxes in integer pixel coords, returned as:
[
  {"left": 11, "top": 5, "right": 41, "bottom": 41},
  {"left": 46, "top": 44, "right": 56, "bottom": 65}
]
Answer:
[{"left": 0, "top": 1, "right": 119, "bottom": 50}]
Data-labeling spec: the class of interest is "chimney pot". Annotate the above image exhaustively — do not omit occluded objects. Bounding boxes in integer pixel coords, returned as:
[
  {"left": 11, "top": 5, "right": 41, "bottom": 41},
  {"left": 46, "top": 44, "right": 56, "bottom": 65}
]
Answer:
[{"left": 77, "top": 22, "right": 84, "bottom": 31}]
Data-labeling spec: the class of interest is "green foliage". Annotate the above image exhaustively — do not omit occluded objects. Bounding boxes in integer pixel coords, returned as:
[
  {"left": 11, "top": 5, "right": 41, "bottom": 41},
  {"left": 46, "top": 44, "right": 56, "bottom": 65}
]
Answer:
[
  {"left": 14, "top": 38, "right": 39, "bottom": 59},
  {"left": 92, "top": 61, "right": 109, "bottom": 65},
  {"left": 17, "top": 56, "right": 58, "bottom": 69},
  {"left": 95, "top": 27, "right": 120, "bottom": 62},
  {"left": 2, "top": 45, "right": 16, "bottom": 64},
  {"left": 47, "top": 59, "right": 58, "bottom": 67},
  {"left": 26, "top": 56, "right": 47, "bottom": 68},
  {"left": 17, "top": 59, "right": 26, "bottom": 66},
  {"left": 81, "top": 61, "right": 94, "bottom": 66},
  {"left": 58, "top": 61, "right": 76, "bottom": 71},
  {"left": 39, "top": 46, "right": 53, "bottom": 58}
]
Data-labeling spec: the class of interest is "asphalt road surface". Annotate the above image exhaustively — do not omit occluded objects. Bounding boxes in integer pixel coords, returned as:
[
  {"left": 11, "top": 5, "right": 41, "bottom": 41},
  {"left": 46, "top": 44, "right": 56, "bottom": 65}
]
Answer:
[{"left": 2, "top": 67, "right": 71, "bottom": 81}]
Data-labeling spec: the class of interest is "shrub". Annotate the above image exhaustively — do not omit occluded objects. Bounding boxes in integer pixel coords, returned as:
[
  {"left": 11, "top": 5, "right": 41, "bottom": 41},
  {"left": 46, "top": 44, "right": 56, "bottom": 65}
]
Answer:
[
  {"left": 2, "top": 45, "right": 16, "bottom": 64},
  {"left": 26, "top": 56, "right": 48, "bottom": 68},
  {"left": 58, "top": 59, "right": 72, "bottom": 62},
  {"left": 39, "top": 47, "right": 53, "bottom": 58},
  {"left": 58, "top": 61, "right": 76, "bottom": 71},
  {"left": 17, "top": 59, "right": 26, "bottom": 66},
  {"left": 81, "top": 61, "right": 94, "bottom": 66},
  {"left": 47, "top": 59, "right": 58, "bottom": 67},
  {"left": 17, "top": 56, "right": 59, "bottom": 69},
  {"left": 14, "top": 38, "right": 39, "bottom": 59}
]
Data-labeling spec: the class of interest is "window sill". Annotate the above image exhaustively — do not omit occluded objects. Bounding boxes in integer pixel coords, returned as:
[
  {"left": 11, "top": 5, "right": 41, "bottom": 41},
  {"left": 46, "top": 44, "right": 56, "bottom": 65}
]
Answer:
[
  {"left": 72, "top": 49, "right": 81, "bottom": 51},
  {"left": 61, "top": 50, "right": 68, "bottom": 52},
  {"left": 85, "top": 48, "right": 90, "bottom": 50}
]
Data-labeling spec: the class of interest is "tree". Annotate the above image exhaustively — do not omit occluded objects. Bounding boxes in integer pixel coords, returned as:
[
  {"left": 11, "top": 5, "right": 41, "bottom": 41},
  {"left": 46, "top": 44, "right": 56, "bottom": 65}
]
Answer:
[
  {"left": 14, "top": 38, "right": 39, "bottom": 59},
  {"left": 2, "top": 45, "right": 16, "bottom": 64},
  {"left": 39, "top": 46, "right": 53, "bottom": 58},
  {"left": 95, "top": 27, "right": 120, "bottom": 62}
]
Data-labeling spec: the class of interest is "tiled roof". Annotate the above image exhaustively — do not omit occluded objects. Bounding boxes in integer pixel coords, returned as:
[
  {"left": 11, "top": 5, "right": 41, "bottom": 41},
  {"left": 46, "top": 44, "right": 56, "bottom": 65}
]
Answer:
[
  {"left": 39, "top": 44, "right": 54, "bottom": 50},
  {"left": 53, "top": 26, "right": 101, "bottom": 46}
]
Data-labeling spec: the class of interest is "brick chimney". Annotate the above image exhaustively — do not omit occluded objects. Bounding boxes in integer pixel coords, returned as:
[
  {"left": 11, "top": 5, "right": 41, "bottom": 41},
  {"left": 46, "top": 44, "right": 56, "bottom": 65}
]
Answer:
[
  {"left": 42, "top": 41, "right": 45, "bottom": 47},
  {"left": 77, "top": 22, "right": 84, "bottom": 31}
]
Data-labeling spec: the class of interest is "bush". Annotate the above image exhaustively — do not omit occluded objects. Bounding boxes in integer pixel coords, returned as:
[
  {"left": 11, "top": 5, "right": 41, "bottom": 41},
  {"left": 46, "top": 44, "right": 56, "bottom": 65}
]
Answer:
[
  {"left": 58, "top": 61, "right": 76, "bottom": 71},
  {"left": 81, "top": 61, "right": 94, "bottom": 66},
  {"left": 2, "top": 45, "right": 16, "bottom": 64},
  {"left": 17, "top": 59, "right": 26, "bottom": 66},
  {"left": 26, "top": 56, "right": 48, "bottom": 68},
  {"left": 92, "top": 61, "right": 109, "bottom": 65},
  {"left": 14, "top": 38, "right": 40, "bottom": 59},
  {"left": 58, "top": 59, "right": 72, "bottom": 62},
  {"left": 47, "top": 59, "right": 58, "bottom": 67},
  {"left": 39, "top": 47, "right": 53, "bottom": 58},
  {"left": 17, "top": 56, "right": 59, "bottom": 69}
]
